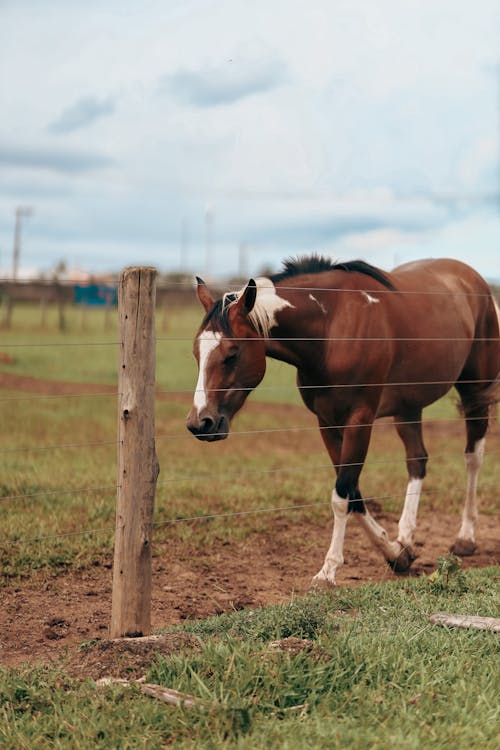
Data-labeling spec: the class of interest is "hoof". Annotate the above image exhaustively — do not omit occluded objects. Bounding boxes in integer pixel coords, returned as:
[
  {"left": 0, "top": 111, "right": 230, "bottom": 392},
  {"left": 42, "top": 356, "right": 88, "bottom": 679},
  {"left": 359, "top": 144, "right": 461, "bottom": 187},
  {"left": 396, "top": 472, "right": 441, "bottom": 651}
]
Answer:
[
  {"left": 450, "top": 539, "right": 477, "bottom": 557},
  {"left": 388, "top": 545, "right": 417, "bottom": 573},
  {"left": 309, "top": 576, "right": 336, "bottom": 592}
]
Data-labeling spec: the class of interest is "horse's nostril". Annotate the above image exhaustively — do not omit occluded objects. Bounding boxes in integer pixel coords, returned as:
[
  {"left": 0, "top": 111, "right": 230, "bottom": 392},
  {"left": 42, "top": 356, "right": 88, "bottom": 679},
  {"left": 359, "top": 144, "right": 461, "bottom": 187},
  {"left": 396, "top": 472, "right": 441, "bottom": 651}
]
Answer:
[
  {"left": 187, "top": 414, "right": 227, "bottom": 440},
  {"left": 200, "top": 416, "right": 215, "bottom": 432}
]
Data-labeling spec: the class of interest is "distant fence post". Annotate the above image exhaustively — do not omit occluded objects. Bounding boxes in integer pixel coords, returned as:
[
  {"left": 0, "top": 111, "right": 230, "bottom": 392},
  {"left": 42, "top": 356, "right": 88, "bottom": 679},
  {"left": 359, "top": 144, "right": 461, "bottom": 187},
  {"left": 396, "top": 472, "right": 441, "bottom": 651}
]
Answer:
[{"left": 111, "top": 266, "right": 159, "bottom": 638}]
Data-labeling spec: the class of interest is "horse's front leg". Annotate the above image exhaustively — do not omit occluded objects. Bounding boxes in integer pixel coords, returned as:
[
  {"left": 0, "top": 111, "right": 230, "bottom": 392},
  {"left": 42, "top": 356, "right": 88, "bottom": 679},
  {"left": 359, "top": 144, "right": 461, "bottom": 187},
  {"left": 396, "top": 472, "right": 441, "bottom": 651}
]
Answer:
[
  {"left": 313, "top": 408, "right": 400, "bottom": 585},
  {"left": 338, "top": 413, "right": 402, "bottom": 567},
  {"left": 312, "top": 423, "right": 346, "bottom": 586}
]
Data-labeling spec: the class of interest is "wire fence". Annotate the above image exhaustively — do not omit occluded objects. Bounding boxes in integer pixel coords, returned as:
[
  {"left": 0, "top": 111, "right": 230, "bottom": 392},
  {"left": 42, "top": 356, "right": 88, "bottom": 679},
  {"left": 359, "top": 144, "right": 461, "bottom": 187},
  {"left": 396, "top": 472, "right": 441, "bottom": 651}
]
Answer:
[
  {"left": 1, "top": 275, "right": 498, "bottom": 296},
  {"left": 0, "top": 293, "right": 499, "bottom": 558},
  {"left": 5, "top": 479, "right": 500, "bottom": 548},
  {"left": 0, "top": 413, "right": 495, "bottom": 458}
]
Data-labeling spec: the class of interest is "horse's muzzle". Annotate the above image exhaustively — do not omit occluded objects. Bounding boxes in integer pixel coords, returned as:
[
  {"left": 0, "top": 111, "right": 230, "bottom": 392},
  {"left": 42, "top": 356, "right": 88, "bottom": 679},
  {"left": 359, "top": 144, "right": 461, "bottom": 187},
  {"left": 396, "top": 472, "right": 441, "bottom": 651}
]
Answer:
[{"left": 186, "top": 414, "right": 229, "bottom": 442}]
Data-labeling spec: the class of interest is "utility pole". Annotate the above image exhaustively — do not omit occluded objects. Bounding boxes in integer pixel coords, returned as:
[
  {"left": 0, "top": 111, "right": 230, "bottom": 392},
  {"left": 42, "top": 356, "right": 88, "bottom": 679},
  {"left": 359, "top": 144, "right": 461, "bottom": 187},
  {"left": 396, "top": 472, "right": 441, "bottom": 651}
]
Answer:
[
  {"left": 238, "top": 242, "right": 248, "bottom": 279},
  {"left": 12, "top": 206, "right": 33, "bottom": 280},
  {"left": 180, "top": 218, "right": 188, "bottom": 270},
  {"left": 205, "top": 204, "right": 214, "bottom": 278}
]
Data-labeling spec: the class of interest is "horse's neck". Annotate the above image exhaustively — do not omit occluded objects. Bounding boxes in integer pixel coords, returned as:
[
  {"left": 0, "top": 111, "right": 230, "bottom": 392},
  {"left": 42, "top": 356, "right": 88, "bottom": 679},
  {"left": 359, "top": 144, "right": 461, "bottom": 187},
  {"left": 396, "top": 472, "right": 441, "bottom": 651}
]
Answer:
[{"left": 258, "top": 282, "right": 325, "bottom": 366}]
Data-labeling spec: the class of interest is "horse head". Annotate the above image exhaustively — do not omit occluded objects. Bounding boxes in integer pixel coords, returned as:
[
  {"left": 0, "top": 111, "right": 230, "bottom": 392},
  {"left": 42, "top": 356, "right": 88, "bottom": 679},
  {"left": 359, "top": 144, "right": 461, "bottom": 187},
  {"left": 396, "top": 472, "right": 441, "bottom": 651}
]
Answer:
[{"left": 186, "top": 277, "right": 267, "bottom": 441}]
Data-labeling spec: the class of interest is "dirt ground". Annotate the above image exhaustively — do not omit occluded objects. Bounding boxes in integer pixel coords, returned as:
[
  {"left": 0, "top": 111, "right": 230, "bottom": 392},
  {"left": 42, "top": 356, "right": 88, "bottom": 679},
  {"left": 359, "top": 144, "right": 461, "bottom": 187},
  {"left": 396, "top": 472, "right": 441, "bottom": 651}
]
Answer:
[
  {"left": 0, "top": 372, "right": 499, "bottom": 674},
  {"left": 1, "top": 509, "right": 498, "bottom": 673}
]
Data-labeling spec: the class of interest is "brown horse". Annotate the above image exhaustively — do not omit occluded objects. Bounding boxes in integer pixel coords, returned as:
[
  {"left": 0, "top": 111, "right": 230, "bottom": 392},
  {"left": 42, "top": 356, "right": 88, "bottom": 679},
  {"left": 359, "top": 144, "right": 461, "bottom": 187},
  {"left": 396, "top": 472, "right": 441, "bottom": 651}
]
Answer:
[{"left": 186, "top": 257, "right": 499, "bottom": 584}]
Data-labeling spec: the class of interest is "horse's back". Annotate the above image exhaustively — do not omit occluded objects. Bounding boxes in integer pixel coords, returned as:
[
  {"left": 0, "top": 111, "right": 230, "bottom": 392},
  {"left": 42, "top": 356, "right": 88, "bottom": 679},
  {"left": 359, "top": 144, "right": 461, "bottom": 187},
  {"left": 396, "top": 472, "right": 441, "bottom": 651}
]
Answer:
[
  {"left": 375, "top": 258, "right": 500, "bottom": 415},
  {"left": 390, "top": 258, "right": 497, "bottom": 332},
  {"left": 392, "top": 258, "right": 491, "bottom": 297}
]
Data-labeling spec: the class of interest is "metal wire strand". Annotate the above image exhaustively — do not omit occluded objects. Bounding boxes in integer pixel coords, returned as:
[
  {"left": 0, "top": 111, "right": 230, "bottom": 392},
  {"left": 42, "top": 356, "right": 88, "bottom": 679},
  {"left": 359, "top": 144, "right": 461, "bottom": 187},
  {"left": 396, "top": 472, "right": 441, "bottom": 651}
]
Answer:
[
  {"left": 0, "top": 392, "right": 118, "bottom": 403},
  {"left": 0, "top": 484, "right": 118, "bottom": 504},
  {"left": 2, "top": 441, "right": 499, "bottom": 505},
  {"left": 155, "top": 414, "right": 494, "bottom": 442},
  {"left": 160, "top": 377, "right": 497, "bottom": 397},
  {"left": 0, "top": 377, "right": 494, "bottom": 403},
  {"left": 156, "top": 449, "right": 500, "bottom": 486},
  {"left": 157, "top": 335, "right": 500, "bottom": 343},
  {"left": 0, "top": 413, "right": 493, "bottom": 456},
  {"left": 4, "top": 479, "right": 498, "bottom": 548}
]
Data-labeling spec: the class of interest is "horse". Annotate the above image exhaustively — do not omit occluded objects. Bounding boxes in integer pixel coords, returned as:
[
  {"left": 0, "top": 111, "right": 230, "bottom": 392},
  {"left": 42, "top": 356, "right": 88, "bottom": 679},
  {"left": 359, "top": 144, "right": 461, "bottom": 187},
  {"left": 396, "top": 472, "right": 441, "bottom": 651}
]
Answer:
[{"left": 186, "top": 256, "right": 500, "bottom": 584}]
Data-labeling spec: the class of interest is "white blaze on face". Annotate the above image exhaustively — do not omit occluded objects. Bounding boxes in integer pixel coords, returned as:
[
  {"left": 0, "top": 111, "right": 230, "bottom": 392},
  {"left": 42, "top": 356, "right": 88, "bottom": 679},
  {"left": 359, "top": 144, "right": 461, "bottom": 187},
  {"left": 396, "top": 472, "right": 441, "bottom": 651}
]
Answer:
[{"left": 193, "top": 330, "right": 221, "bottom": 416}]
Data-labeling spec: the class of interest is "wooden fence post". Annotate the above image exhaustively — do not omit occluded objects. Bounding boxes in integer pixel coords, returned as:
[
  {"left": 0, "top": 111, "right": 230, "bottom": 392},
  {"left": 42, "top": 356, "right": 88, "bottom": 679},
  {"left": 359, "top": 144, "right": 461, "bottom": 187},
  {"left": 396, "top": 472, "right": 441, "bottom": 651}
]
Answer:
[{"left": 111, "top": 266, "right": 159, "bottom": 638}]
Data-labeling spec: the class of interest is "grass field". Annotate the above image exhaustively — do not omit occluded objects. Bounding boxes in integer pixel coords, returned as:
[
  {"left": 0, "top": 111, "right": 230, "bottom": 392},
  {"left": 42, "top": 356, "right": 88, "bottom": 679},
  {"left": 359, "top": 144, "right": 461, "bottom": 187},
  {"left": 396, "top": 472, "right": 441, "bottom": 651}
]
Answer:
[
  {"left": 1, "top": 570, "right": 499, "bottom": 749},
  {"left": 0, "top": 302, "right": 497, "bottom": 578},
  {"left": 0, "top": 300, "right": 463, "bottom": 409},
  {"left": 0, "top": 302, "right": 498, "bottom": 748}
]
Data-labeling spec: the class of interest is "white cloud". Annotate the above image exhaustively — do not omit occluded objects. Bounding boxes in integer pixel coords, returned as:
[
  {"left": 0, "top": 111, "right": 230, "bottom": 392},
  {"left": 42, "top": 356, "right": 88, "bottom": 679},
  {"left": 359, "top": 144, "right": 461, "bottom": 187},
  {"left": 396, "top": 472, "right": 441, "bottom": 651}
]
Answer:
[
  {"left": 0, "top": 143, "right": 114, "bottom": 174},
  {"left": 161, "top": 57, "right": 288, "bottom": 107},
  {"left": 48, "top": 95, "right": 116, "bottom": 134},
  {"left": 0, "top": 0, "right": 498, "bottom": 278}
]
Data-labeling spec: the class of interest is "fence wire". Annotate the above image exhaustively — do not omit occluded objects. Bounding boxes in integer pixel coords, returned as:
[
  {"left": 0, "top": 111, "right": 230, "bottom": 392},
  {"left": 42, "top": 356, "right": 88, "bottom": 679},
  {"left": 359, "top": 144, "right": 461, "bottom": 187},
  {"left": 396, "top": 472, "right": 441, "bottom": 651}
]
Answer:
[
  {"left": 4, "top": 479, "right": 499, "bottom": 548},
  {"left": 1, "top": 334, "right": 498, "bottom": 347},
  {"left": 2, "top": 447, "right": 498, "bottom": 505},
  {"left": 0, "top": 414, "right": 494, "bottom": 457},
  {"left": 0, "top": 378, "right": 495, "bottom": 404},
  {"left": 0, "top": 289, "right": 498, "bottom": 553}
]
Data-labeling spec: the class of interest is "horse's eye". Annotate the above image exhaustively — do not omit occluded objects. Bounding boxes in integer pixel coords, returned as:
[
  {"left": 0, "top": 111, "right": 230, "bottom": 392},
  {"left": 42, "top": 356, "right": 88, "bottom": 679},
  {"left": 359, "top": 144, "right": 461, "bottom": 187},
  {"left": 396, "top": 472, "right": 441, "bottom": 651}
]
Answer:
[{"left": 223, "top": 353, "right": 238, "bottom": 367}]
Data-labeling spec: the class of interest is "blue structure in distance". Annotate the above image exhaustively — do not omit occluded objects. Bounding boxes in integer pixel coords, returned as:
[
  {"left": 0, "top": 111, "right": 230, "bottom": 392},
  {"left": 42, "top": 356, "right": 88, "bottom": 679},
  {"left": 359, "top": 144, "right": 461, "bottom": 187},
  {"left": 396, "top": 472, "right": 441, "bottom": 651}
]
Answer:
[{"left": 74, "top": 284, "right": 117, "bottom": 306}]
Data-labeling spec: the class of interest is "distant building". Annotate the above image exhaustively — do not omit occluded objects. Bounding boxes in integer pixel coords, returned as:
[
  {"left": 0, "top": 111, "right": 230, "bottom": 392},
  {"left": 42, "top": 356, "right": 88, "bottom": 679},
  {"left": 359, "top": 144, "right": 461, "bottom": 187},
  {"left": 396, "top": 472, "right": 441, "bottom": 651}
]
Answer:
[{"left": 74, "top": 284, "right": 117, "bottom": 306}]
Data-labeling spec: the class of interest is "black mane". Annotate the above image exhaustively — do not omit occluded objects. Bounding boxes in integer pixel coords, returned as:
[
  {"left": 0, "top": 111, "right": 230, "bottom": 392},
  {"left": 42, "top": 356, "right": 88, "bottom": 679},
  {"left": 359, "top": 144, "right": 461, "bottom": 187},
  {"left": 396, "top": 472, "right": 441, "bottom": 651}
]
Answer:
[
  {"left": 201, "top": 298, "right": 232, "bottom": 335},
  {"left": 201, "top": 254, "right": 395, "bottom": 330},
  {"left": 269, "top": 254, "right": 394, "bottom": 289}
]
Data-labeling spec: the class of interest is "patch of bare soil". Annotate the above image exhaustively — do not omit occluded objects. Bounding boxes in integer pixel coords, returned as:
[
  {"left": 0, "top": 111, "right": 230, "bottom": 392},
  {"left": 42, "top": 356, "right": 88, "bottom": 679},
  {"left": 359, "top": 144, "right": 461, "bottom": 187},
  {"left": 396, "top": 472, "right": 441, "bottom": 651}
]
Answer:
[
  {"left": 67, "top": 634, "right": 201, "bottom": 680},
  {"left": 0, "top": 373, "right": 498, "bottom": 678},
  {"left": 0, "top": 509, "right": 498, "bottom": 676}
]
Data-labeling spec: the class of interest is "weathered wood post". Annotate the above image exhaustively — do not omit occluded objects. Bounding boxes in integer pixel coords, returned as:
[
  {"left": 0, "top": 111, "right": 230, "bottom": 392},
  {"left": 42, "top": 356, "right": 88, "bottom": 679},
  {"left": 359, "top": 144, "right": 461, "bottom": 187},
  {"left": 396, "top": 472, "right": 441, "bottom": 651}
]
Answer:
[{"left": 111, "top": 266, "right": 159, "bottom": 638}]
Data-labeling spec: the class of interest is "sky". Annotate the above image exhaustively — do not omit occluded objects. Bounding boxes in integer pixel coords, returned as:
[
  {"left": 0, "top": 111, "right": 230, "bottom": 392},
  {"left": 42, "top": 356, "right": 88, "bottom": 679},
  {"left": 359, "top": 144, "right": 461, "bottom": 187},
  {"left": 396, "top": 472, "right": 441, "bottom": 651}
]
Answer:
[{"left": 1, "top": 0, "right": 499, "bottom": 281}]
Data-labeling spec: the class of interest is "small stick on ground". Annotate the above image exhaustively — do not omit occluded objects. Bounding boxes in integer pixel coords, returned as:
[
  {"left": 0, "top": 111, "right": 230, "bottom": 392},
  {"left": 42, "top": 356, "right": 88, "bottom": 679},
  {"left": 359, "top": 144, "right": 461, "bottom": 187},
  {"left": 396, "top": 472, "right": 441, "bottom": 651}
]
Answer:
[
  {"left": 429, "top": 613, "right": 500, "bottom": 632},
  {"left": 96, "top": 677, "right": 208, "bottom": 710}
]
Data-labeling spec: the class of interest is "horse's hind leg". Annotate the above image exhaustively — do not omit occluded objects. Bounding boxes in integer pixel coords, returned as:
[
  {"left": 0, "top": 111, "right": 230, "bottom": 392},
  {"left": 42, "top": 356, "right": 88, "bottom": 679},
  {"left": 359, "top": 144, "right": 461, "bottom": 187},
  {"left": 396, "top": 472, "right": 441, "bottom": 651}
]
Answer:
[
  {"left": 389, "top": 412, "right": 428, "bottom": 572},
  {"left": 451, "top": 387, "right": 490, "bottom": 556}
]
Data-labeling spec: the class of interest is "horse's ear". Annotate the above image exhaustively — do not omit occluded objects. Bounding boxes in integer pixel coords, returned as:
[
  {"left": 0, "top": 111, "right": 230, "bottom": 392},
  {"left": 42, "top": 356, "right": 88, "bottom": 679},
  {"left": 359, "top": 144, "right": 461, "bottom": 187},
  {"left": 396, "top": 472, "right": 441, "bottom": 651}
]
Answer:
[
  {"left": 196, "top": 277, "right": 214, "bottom": 312},
  {"left": 235, "top": 279, "right": 257, "bottom": 317}
]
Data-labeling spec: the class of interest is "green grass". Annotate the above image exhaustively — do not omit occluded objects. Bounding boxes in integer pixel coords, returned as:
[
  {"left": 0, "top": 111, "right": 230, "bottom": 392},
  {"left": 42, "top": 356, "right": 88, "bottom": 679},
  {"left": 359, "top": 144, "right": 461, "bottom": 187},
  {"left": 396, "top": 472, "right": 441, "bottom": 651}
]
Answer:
[
  {"left": 2, "top": 388, "right": 497, "bottom": 581},
  {"left": 0, "top": 301, "right": 300, "bottom": 404},
  {"left": 0, "top": 567, "right": 498, "bottom": 749},
  {"left": 0, "top": 301, "right": 462, "bottom": 410},
  {"left": 0, "top": 303, "right": 497, "bottom": 580},
  {"left": 0, "top": 304, "right": 499, "bottom": 748}
]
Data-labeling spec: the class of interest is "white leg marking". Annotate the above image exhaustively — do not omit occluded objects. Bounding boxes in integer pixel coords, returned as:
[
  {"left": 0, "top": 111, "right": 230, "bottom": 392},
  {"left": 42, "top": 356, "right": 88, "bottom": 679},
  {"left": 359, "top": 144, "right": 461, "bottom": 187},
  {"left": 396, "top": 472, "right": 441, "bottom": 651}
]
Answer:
[
  {"left": 193, "top": 331, "right": 221, "bottom": 416},
  {"left": 354, "top": 507, "right": 401, "bottom": 562},
  {"left": 313, "top": 490, "right": 348, "bottom": 585},
  {"left": 457, "top": 437, "right": 485, "bottom": 543},
  {"left": 397, "top": 477, "right": 422, "bottom": 548}
]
